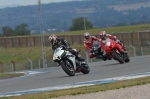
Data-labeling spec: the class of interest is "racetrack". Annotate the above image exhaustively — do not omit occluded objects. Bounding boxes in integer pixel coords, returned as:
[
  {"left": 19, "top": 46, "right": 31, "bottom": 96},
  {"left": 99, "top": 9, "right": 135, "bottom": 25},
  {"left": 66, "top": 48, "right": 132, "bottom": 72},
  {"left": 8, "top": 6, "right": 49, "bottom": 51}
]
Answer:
[{"left": 0, "top": 55, "right": 150, "bottom": 94}]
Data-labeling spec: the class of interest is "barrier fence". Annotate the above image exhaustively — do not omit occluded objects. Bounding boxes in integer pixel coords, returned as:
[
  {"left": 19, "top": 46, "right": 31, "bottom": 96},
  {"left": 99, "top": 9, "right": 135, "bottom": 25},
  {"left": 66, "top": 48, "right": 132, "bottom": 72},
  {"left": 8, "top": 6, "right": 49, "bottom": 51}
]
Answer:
[{"left": 0, "top": 31, "right": 150, "bottom": 48}]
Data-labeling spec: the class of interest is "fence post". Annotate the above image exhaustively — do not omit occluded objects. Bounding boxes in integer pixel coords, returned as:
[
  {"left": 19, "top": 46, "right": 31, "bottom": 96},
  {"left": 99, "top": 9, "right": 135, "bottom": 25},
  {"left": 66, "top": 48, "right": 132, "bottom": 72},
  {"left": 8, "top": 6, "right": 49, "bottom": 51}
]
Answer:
[
  {"left": 0, "top": 61, "right": 4, "bottom": 73},
  {"left": 83, "top": 50, "right": 89, "bottom": 63},
  {"left": 38, "top": 60, "right": 41, "bottom": 69},
  {"left": 40, "top": 56, "right": 47, "bottom": 68},
  {"left": 27, "top": 58, "right": 33, "bottom": 70},
  {"left": 141, "top": 47, "right": 143, "bottom": 56},
  {"left": 11, "top": 61, "right": 16, "bottom": 72},
  {"left": 130, "top": 44, "right": 136, "bottom": 57}
]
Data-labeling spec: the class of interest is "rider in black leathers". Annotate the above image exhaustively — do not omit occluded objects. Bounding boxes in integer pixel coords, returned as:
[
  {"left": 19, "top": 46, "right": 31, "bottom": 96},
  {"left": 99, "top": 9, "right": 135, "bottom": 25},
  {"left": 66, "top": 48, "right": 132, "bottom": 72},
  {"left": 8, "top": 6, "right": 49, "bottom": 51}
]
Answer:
[{"left": 48, "top": 34, "right": 85, "bottom": 63}]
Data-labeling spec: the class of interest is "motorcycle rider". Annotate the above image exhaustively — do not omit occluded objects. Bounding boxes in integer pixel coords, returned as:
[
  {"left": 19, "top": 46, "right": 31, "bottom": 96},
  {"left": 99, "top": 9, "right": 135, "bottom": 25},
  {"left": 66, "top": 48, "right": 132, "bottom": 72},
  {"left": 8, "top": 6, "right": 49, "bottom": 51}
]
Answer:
[
  {"left": 99, "top": 31, "right": 126, "bottom": 56},
  {"left": 99, "top": 31, "right": 126, "bottom": 50},
  {"left": 83, "top": 32, "right": 105, "bottom": 60},
  {"left": 48, "top": 34, "right": 85, "bottom": 66}
]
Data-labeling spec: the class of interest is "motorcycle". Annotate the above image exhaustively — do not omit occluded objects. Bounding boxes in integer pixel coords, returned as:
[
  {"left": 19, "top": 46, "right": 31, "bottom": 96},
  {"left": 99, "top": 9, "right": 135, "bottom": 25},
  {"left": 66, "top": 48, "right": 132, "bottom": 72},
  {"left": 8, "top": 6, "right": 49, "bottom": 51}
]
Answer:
[
  {"left": 90, "top": 41, "right": 111, "bottom": 61},
  {"left": 101, "top": 38, "right": 130, "bottom": 64},
  {"left": 53, "top": 46, "right": 90, "bottom": 76}
]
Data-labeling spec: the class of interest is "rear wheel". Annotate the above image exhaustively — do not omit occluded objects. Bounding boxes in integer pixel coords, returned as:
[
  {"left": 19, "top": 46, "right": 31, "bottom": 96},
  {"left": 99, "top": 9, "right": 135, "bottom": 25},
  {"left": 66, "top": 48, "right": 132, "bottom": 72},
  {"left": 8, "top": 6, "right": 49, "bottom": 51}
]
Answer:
[
  {"left": 112, "top": 51, "right": 124, "bottom": 64},
  {"left": 81, "top": 64, "right": 90, "bottom": 74},
  {"left": 61, "top": 61, "right": 75, "bottom": 76}
]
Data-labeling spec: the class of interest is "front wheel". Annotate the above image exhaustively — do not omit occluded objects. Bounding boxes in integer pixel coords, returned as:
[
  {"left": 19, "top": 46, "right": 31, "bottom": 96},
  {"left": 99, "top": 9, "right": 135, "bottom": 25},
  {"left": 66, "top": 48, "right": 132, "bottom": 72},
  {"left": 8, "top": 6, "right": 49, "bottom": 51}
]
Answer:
[
  {"left": 112, "top": 51, "right": 124, "bottom": 64},
  {"left": 61, "top": 61, "right": 75, "bottom": 76},
  {"left": 124, "top": 53, "right": 130, "bottom": 62}
]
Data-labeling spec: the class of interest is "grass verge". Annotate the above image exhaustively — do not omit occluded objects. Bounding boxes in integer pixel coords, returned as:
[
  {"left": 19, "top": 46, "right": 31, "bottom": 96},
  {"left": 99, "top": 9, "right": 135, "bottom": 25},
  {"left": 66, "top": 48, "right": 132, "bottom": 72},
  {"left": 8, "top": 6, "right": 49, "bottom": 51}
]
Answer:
[
  {"left": 1, "top": 76, "right": 150, "bottom": 99},
  {"left": 0, "top": 73, "right": 24, "bottom": 80},
  {"left": 0, "top": 45, "right": 85, "bottom": 64},
  {"left": 53, "top": 23, "right": 150, "bottom": 35}
]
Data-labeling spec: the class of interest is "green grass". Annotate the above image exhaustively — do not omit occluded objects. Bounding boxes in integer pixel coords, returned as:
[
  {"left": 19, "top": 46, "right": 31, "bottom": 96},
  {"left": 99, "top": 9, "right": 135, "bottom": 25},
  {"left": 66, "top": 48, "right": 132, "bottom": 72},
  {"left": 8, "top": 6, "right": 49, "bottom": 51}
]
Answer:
[
  {"left": 0, "top": 73, "right": 24, "bottom": 80},
  {"left": 0, "top": 46, "right": 52, "bottom": 72},
  {"left": 50, "top": 23, "right": 150, "bottom": 36},
  {"left": 0, "top": 47, "right": 52, "bottom": 63},
  {"left": 1, "top": 76, "right": 150, "bottom": 99},
  {"left": 8, "top": 23, "right": 150, "bottom": 37},
  {"left": 0, "top": 45, "right": 85, "bottom": 64}
]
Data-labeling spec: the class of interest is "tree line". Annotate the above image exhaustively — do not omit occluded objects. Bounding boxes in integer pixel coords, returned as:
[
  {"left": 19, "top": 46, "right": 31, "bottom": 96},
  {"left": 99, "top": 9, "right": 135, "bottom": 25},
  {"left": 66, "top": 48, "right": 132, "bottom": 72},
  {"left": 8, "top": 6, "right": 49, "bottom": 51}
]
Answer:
[
  {"left": 1, "top": 23, "right": 31, "bottom": 37},
  {"left": 0, "top": 17, "right": 93, "bottom": 37}
]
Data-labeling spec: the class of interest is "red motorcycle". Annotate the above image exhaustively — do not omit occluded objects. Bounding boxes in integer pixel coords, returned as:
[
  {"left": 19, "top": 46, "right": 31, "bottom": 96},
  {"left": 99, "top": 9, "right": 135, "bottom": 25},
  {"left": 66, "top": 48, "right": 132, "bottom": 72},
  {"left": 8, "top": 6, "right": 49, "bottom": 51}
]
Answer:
[{"left": 101, "top": 38, "right": 130, "bottom": 64}]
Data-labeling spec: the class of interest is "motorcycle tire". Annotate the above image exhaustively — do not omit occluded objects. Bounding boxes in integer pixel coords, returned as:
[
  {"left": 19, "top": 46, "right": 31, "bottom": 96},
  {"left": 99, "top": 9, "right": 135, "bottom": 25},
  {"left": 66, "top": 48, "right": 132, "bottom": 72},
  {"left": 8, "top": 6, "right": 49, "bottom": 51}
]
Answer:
[
  {"left": 81, "top": 64, "right": 90, "bottom": 74},
  {"left": 112, "top": 51, "right": 124, "bottom": 64},
  {"left": 61, "top": 61, "right": 75, "bottom": 76},
  {"left": 124, "top": 53, "right": 130, "bottom": 62}
]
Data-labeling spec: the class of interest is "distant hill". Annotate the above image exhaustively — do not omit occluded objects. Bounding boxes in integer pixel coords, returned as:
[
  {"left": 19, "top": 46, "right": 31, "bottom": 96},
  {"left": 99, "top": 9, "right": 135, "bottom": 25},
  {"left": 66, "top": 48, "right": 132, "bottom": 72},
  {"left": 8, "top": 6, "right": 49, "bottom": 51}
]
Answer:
[
  {"left": 0, "top": 0, "right": 150, "bottom": 34},
  {"left": 0, "top": 4, "right": 21, "bottom": 9}
]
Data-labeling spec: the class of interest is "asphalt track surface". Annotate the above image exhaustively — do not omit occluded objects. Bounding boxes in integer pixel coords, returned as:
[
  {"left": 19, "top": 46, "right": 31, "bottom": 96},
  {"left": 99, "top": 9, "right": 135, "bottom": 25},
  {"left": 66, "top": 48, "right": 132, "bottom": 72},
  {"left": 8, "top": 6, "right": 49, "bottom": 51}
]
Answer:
[{"left": 0, "top": 55, "right": 150, "bottom": 94}]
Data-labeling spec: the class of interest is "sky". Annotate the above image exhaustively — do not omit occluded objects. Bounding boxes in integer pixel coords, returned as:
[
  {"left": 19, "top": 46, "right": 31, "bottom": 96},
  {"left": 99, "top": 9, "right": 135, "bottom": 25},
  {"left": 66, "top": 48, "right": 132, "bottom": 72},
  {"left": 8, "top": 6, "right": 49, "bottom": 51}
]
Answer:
[{"left": 0, "top": 0, "right": 78, "bottom": 6}]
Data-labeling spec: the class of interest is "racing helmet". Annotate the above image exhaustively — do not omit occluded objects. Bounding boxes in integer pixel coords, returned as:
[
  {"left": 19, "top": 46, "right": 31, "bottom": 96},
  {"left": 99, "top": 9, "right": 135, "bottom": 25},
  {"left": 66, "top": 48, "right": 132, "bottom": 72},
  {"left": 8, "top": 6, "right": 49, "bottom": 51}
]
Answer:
[
  {"left": 84, "top": 32, "right": 91, "bottom": 40},
  {"left": 99, "top": 31, "right": 106, "bottom": 40},
  {"left": 48, "top": 34, "right": 57, "bottom": 44}
]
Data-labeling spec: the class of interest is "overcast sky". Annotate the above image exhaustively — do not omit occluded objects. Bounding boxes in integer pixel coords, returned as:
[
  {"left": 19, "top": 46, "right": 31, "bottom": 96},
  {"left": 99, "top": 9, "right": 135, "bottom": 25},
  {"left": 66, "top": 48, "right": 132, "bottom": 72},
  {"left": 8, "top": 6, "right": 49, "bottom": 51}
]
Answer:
[{"left": 0, "top": 0, "right": 78, "bottom": 6}]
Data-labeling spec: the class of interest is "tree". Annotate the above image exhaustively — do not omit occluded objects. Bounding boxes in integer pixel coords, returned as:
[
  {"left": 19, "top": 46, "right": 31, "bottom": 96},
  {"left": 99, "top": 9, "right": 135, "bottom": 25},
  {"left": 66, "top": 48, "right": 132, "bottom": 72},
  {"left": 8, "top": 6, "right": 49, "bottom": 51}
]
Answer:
[
  {"left": 70, "top": 17, "right": 93, "bottom": 31},
  {"left": 14, "top": 23, "right": 31, "bottom": 36},
  {"left": 2, "top": 26, "right": 14, "bottom": 36},
  {"left": 1, "top": 23, "right": 31, "bottom": 37}
]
